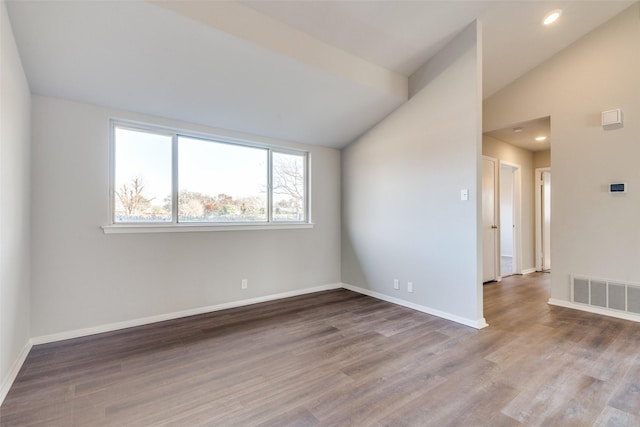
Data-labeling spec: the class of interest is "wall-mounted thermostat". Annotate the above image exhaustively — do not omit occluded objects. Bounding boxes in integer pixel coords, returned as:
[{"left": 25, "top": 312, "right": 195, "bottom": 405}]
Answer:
[{"left": 609, "top": 183, "right": 627, "bottom": 193}]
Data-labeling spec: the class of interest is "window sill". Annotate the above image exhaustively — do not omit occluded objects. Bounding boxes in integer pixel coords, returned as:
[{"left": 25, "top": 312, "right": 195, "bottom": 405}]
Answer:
[{"left": 102, "top": 223, "right": 314, "bottom": 234}]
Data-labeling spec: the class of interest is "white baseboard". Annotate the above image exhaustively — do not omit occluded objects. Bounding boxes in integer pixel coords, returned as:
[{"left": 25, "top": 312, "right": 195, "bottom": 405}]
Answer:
[
  {"left": 548, "top": 298, "right": 640, "bottom": 323},
  {"left": 521, "top": 268, "right": 537, "bottom": 275},
  {"left": 31, "top": 283, "right": 343, "bottom": 345},
  {"left": 342, "top": 283, "right": 488, "bottom": 329},
  {"left": 0, "top": 340, "right": 32, "bottom": 406}
]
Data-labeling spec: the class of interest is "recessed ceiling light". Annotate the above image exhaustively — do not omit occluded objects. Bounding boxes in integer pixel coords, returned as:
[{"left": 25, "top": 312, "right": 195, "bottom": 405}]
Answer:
[
  {"left": 543, "top": 9, "right": 562, "bottom": 26},
  {"left": 513, "top": 127, "right": 524, "bottom": 133},
  {"left": 535, "top": 136, "right": 547, "bottom": 141}
]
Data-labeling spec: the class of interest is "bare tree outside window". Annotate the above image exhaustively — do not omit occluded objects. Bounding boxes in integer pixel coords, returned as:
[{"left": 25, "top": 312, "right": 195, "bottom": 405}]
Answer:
[
  {"left": 116, "top": 178, "right": 153, "bottom": 217},
  {"left": 272, "top": 152, "right": 305, "bottom": 221}
]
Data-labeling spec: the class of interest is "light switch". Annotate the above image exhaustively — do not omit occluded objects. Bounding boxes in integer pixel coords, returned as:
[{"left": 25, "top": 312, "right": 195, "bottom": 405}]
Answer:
[{"left": 461, "top": 189, "right": 469, "bottom": 201}]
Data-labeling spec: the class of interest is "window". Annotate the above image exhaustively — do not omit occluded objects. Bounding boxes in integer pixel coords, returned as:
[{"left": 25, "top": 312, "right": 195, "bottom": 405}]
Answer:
[
  {"left": 113, "top": 127, "right": 172, "bottom": 222},
  {"left": 272, "top": 152, "right": 306, "bottom": 221},
  {"left": 178, "top": 136, "right": 268, "bottom": 223},
  {"left": 111, "top": 122, "right": 308, "bottom": 227}
]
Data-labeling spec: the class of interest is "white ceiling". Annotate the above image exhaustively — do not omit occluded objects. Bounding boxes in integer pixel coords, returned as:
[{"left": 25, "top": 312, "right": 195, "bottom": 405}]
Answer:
[
  {"left": 484, "top": 116, "right": 551, "bottom": 152},
  {"left": 6, "top": 0, "right": 635, "bottom": 148}
]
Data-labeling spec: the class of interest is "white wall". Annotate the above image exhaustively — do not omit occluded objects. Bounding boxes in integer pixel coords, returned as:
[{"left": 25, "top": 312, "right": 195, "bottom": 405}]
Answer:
[
  {"left": 484, "top": 3, "right": 640, "bottom": 302},
  {"left": 533, "top": 149, "right": 550, "bottom": 170},
  {"left": 30, "top": 96, "right": 341, "bottom": 337},
  {"left": 341, "top": 23, "right": 484, "bottom": 327},
  {"left": 0, "top": 0, "right": 31, "bottom": 401},
  {"left": 482, "top": 135, "right": 535, "bottom": 271}
]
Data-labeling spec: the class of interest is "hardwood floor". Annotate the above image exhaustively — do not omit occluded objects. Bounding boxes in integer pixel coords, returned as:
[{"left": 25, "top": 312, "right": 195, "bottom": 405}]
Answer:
[{"left": 2, "top": 273, "right": 640, "bottom": 426}]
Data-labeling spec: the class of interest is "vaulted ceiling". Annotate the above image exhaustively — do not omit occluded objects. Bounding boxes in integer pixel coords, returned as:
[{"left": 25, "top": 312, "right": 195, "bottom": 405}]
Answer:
[{"left": 6, "top": 0, "right": 635, "bottom": 148}]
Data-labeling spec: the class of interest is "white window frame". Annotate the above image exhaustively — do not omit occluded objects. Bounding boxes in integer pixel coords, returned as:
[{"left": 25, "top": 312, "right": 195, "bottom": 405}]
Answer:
[{"left": 103, "top": 119, "right": 312, "bottom": 234}]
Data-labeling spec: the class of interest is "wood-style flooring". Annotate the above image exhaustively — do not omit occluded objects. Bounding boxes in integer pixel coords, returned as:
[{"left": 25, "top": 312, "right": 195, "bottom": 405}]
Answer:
[{"left": 2, "top": 273, "right": 640, "bottom": 426}]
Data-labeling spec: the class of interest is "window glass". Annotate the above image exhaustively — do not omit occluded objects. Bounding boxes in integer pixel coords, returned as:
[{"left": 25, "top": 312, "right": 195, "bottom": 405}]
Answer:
[
  {"left": 272, "top": 152, "right": 306, "bottom": 222},
  {"left": 178, "top": 136, "right": 268, "bottom": 222},
  {"left": 114, "top": 127, "right": 172, "bottom": 222}
]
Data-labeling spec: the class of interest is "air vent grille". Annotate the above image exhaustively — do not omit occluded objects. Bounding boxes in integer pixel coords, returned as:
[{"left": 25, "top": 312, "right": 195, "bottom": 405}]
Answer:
[{"left": 572, "top": 276, "right": 640, "bottom": 315}]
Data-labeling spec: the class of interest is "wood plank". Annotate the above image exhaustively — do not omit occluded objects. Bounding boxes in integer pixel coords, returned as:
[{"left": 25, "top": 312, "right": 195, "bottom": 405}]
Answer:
[
  {"left": 2, "top": 274, "right": 640, "bottom": 426},
  {"left": 593, "top": 406, "right": 640, "bottom": 427}
]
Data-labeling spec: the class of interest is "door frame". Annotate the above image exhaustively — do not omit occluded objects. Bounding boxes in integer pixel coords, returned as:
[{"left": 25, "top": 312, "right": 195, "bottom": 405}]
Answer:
[
  {"left": 499, "top": 161, "right": 522, "bottom": 275},
  {"left": 535, "top": 167, "right": 551, "bottom": 271}
]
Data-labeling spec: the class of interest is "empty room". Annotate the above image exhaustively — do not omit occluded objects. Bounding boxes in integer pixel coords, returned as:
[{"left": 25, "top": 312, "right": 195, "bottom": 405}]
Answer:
[{"left": 1, "top": 0, "right": 639, "bottom": 425}]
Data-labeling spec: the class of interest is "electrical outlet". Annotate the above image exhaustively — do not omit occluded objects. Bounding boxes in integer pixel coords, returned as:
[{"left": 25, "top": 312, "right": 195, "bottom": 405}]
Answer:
[
  {"left": 408, "top": 282, "right": 413, "bottom": 293},
  {"left": 393, "top": 279, "right": 399, "bottom": 290},
  {"left": 241, "top": 279, "right": 248, "bottom": 289}
]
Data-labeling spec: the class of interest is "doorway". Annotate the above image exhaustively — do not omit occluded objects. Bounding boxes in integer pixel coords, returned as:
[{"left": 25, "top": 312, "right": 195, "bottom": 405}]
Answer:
[
  {"left": 482, "top": 158, "right": 522, "bottom": 282},
  {"left": 536, "top": 168, "right": 551, "bottom": 271}
]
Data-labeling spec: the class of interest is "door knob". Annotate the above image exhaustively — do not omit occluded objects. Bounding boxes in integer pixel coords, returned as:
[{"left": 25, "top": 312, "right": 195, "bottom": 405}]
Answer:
[{"left": 491, "top": 225, "right": 498, "bottom": 229}]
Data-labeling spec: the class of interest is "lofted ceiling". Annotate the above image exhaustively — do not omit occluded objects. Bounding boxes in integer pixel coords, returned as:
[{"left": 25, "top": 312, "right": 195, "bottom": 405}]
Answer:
[{"left": 5, "top": 0, "right": 635, "bottom": 148}]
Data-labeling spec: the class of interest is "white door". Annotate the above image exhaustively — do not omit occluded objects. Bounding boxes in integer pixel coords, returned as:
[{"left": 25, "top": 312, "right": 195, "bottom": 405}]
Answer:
[
  {"left": 500, "top": 164, "right": 515, "bottom": 276},
  {"left": 542, "top": 170, "right": 551, "bottom": 270},
  {"left": 482, "top": 157, "right": 498, "bottom": 282},
  {"left": 498, "top": 162, "right": 522, "bottom": 276}
]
